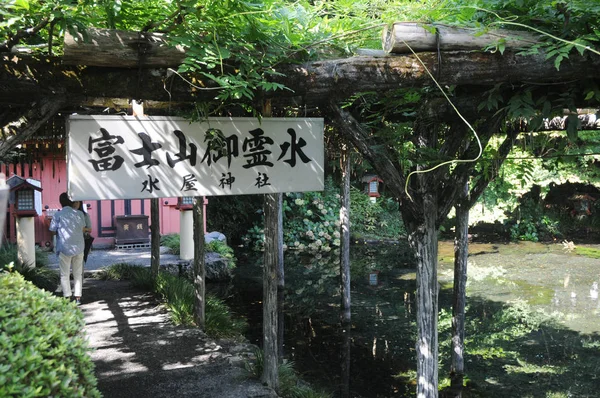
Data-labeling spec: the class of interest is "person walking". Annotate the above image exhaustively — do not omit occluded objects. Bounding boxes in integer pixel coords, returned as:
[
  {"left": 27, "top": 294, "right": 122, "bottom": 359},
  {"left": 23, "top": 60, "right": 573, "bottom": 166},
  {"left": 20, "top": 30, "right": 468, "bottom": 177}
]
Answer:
[{"left": 50, "top": 193, "right": 86, "bottom": 305}]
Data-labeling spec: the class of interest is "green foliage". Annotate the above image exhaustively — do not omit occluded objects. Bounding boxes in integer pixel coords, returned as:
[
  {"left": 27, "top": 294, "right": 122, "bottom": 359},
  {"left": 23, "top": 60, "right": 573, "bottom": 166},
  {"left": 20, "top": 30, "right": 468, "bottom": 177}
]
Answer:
[
  {"left": 245, "top": 348, "right": 332, "bottom": 398},
  {"left": 0, "top": 272, "right": 100, "bottom": 398},
  {"left": 161, "top": 233, "right": 180, "bottom": 255},
  {"left": 506, "top": 197, "right": 561, "bottom": 242},
  {"left": 161, "top": 233, "right": 236, "bottom": 268},
  {"left": 206, "top": 239, "right": 236, "bottom": 268},
  {"left": 101, "top": 263, "right": 246, "bottom": 338},
  {"left": 243, "top": 177, "right": 405, "bottom": 251},
  {"left": 154, "top": 271, "right": 195, "bottom": 325},
  {"left": 0, "top": 245, "right": 58, "bottom": 292},
  {"left": 349, "top": 187, "right": 405, "bottom": 240}
]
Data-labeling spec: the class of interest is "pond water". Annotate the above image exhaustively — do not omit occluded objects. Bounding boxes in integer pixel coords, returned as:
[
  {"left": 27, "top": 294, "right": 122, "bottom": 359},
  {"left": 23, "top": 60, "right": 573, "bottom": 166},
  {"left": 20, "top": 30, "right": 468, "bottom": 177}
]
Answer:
[{"left": 223, "top": 241, "right": 600, "bottom": 397}]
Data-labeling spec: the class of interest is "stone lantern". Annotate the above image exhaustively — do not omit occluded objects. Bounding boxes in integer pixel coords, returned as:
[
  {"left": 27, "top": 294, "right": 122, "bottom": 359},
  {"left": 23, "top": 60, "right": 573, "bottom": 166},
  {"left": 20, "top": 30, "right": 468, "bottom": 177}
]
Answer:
[{"left": 7, "top": 175, "right": 43, "bottom": 267}]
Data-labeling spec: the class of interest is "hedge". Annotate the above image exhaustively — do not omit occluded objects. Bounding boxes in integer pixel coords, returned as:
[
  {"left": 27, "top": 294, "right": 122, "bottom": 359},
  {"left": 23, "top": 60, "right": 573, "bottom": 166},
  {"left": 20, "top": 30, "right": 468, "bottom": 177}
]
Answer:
[{"left": 0, "top": 272, "right": 101, "bottom": 398}]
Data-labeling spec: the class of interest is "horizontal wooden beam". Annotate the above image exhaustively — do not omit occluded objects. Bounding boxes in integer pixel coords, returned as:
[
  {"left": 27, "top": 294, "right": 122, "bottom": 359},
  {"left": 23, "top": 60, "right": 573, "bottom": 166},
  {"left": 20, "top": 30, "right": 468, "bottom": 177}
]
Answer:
[
  {"left": 2, "top": 50, "right": 600, "bottom": 109},
  {"left": 63, "top": 28, "right": 186, "bottom": 68},
  {"left": 382, "top": 22, "right": 540, "bottom": 54}
]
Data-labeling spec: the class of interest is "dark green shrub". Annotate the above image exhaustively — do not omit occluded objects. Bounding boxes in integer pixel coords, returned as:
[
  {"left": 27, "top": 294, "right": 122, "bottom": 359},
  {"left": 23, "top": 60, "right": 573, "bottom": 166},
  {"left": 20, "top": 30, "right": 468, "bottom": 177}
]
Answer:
[{"left": 0, "top": 272, "right": 100, "bottom": 398}]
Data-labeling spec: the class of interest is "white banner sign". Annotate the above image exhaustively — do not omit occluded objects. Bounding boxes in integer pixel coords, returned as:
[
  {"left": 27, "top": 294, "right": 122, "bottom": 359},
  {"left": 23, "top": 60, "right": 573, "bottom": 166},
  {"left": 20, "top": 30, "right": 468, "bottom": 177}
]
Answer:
[{"left": 67, "top": 116, "right": 324, "bottom": 200}]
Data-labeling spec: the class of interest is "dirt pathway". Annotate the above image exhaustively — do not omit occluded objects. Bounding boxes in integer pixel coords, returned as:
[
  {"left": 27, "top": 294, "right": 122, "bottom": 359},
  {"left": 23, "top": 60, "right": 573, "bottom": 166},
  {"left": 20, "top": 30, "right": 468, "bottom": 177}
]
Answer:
[{"left": 80, "top": 278, "right": 278, "bottom": 398}]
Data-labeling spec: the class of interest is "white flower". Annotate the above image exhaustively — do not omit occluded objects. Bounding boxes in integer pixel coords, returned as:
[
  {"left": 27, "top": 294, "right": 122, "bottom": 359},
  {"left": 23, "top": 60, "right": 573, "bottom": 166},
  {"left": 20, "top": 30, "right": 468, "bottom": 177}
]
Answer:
[
  {"left": 321, "top": 209, "right": 327, "bottom": 215},
  {"left": 334, "top": 231, "right": 340, "bottom": 238},
  {"left": 306, "top": 210, "right": 313, "bottom": 216},
  {"left": 294, "top": 241, "right": 300, "bottom": 247},
  {"left": 318, "top": 231, "right": 325, "bottom": 237},
  {"left": 316, "top": 239, "right": 322, "bottom": 246}
]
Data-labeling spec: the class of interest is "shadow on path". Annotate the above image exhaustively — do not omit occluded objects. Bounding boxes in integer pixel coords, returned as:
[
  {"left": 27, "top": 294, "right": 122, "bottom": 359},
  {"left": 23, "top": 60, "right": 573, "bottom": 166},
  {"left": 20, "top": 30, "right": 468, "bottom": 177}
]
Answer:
[{"left": 80, "top": 278, "right": 278, "bottom": 398}]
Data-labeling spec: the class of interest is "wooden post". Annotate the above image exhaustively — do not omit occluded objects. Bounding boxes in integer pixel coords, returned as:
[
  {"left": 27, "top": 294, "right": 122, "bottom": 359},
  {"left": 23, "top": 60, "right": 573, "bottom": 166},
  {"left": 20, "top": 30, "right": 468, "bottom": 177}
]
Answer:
[
  {"left": 450, "top": 181, "right": 469, "bottom": 395},
  {"left": 193, "top": 196, "right": 206, "bottom": 329},
  {"left": 340, "top": 142, "right": 351, "bottom": 324},
  {"left": 340, "top": 141, "right": 352, "bottom": 398},
  {"left": 407, "top": 190, "right": 439, "bottom": 398},
  {"left": 150, "top": 198, "right": 160, "bottom": 279},
  {"left": 262, "top": 192, "right": 281, "bottom": 389}
]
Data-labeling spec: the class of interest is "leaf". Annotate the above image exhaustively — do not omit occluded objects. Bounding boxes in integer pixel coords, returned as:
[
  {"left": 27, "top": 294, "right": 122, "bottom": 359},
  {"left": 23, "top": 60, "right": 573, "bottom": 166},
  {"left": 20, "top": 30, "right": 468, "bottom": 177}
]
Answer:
[
  {"left": 14, "top": 0, "right": 29, "bottom": 11},
  {"left": 585, "top": 91, "right": 595, "bottom": 101},
  {"left": 554, "top": 55, "right": 563, "bottom": 71}
]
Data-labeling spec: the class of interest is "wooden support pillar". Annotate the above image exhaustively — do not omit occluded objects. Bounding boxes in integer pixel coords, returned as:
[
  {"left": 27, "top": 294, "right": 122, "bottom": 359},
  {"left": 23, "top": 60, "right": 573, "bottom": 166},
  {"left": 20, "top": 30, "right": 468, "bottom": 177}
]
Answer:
[
  {"left": 340, "top": 142, "right": 351, "bottom": 324},
  {"left": 193, "top": 196, "right": 206, "bottom": 329},
  {"left": 150, "top": 198, "right": 160, "bottom": 279},
  {"left": 262, "top": 192, "right": 282, "bottom": 389}
]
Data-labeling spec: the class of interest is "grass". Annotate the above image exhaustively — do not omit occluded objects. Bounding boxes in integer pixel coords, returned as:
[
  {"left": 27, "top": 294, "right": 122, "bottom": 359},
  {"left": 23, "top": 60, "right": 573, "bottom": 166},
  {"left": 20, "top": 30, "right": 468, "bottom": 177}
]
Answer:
[
  {"left": 96, "top": 263, "right": 246, "bottom": 338},
  {"left": 245, "top": 348, "right": 332, "bottom": 398},
  {"left": 573, "top": 245, "right": 600, "bottom": 259}
]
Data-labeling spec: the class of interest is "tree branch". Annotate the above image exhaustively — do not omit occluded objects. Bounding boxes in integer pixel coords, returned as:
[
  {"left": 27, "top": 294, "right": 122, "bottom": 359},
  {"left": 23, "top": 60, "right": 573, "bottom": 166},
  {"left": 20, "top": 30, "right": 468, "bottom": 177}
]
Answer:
[
  {"left": 0, "top": 17, "right": 51, "bottom": 53},
  {"left": 0, "top": 94, "right": 72, "bottom": 159}
]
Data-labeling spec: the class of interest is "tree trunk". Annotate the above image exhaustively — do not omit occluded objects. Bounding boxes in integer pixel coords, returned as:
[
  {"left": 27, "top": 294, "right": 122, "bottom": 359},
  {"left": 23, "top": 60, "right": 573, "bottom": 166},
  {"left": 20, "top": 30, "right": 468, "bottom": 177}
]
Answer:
[
  {"left": 382, "top": 22, "right": 539, "bottom": 54},
  {"left": 340, "top": 142, "right": 351, "bottom": 324},
  {"left": 150, "top": 198, "right": 160, "bottom": 279},
  {"left": 193, "top": 196, "right": 206, "bottom": 329},
  {"left": 262, "top": 193, "right": 281, "bottom": 389},
  {"left": 63, "top": 28, "right": 185, "bottom": 68},
  {"left": 0, "top": 95, "right": 70, "bottom": 159},
  {"left": 450, "top": 181, "right": 469, "bottom": 396},
  {"left": 406, "top": 190, "right": 439, "bottom": 398}
]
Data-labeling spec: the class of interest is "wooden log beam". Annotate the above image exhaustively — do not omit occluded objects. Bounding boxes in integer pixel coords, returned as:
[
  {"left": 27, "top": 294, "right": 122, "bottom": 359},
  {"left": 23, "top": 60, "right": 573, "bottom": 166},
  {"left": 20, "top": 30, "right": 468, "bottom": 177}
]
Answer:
[
  {"left": 63, "top": 28, "right": 186, "bottom": 68},
  {"left": 2, "top": 51, "right": 600, "bottom": 108},
  {"left": 382, "top": 22, "right": 540, "bottom": 54}
]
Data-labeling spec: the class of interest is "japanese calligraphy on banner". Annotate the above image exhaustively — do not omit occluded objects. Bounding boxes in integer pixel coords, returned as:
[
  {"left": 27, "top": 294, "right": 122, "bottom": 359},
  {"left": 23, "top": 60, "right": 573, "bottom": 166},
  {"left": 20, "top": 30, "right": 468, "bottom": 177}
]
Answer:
[{"left": 67, "top": 116, "right": 324, "bottom": 200}]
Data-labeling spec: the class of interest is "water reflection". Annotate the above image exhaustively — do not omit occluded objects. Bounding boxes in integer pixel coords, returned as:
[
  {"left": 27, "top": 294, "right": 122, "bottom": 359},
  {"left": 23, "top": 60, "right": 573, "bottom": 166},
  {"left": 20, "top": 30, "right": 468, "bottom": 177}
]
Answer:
[{"left": 227, "top": 242, "right": 600, "bottom": 397}]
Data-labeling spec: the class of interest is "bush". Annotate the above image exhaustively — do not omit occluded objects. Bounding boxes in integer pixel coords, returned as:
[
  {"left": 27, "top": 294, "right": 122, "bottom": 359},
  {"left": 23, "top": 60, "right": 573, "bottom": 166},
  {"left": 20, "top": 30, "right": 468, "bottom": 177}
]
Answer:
[
  {"left": 0, "top": 272, "right": 100, "bottom": 398},
  {"left": 243, "top": 177, "right": 405, "bottom": 251},
  {"left": 160, "top": 234, "right": 180, "bottom": 255},
  {"left": 206, "top": 239, "right": 236, "bottom": 268},
  {"left": 0, "top": 245, "right": 58, "bottom": 292}
]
